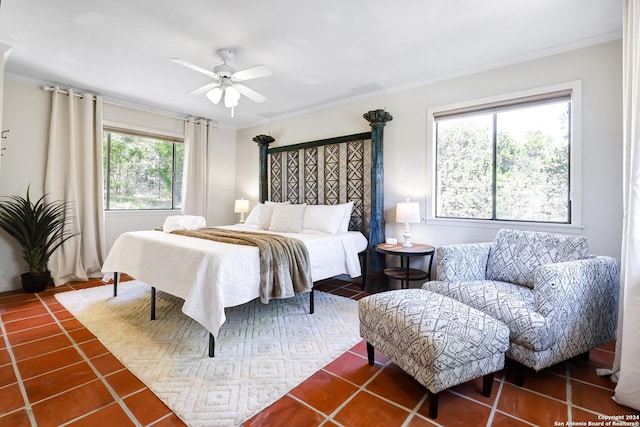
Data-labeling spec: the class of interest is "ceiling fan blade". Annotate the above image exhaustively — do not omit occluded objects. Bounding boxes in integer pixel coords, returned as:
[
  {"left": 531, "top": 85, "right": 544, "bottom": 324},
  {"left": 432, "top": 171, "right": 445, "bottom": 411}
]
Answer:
[
  {"left": 206, "top": 87, "right": 223, "bottom": 104},
  {"left": 234, "top": 83, "right": 267, "bottom": 103},
  {"left": 187, "top": 81, "right": 220, "bottom": 95},
  {"left": 233, "top": 65, "right": 272, "bottom": 81},
  {"left": 171, "top": 58, "right": 219, "bottom": 79}
]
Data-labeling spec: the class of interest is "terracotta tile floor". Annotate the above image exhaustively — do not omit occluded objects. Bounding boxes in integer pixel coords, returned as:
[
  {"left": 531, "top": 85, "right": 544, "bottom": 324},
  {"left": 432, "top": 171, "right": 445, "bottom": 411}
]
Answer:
[{"left": 0, "top": 277, "right": 637, "bottom": 426}]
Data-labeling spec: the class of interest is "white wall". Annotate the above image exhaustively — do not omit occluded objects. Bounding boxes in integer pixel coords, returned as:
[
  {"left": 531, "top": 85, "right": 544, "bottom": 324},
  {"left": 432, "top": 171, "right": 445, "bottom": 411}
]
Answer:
[
  {"left": 0, "top": 79, "right": 51, "bottom": 290},
  {"left": 207, "top": 126, "right": 238, "bottom": 225},
  {"left": 0, "top": 80, "right": 237, "bottom": 292},
  {"left": 0, "top": 44, "right": 8, "bottom": 163},
  {"left": 237, "top": 40, "right": 623, "bottom": 275}
]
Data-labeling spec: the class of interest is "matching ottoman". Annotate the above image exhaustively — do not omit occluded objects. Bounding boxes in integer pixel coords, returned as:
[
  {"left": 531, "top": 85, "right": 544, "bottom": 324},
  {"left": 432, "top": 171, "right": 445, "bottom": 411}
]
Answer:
[{"left": 358, "top": 289, "right": 510, "bottom": 418}]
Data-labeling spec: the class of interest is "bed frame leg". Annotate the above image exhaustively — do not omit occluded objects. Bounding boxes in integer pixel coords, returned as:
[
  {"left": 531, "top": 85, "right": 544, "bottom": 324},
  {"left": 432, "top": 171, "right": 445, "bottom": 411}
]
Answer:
[
  {"left": 113, "top": 272, "right": 120, "bottom": 297},
  {"left": 150, "top": 287, "right": 156, "bottom": 320},
  {"left": 359, "top": 250, "right": 367, "bottom": 290},
  {"left": 309, "top": 289, "right": 314, "bottom": 314},
  {"left": 209, "top": 333, "right": 215, "bottom": 357}
]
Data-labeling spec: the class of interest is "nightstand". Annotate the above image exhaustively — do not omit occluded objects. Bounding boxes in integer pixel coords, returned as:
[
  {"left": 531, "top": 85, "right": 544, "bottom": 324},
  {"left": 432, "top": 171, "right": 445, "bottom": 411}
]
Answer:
[{"left": 376, "top": 243, "right": 435, "bottom": 289}]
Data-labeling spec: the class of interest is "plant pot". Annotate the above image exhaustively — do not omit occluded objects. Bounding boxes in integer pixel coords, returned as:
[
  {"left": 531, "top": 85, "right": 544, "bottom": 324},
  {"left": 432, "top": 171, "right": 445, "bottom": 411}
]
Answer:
[{"left": 21, "top": 271, "right": 51, "bottom": 293}]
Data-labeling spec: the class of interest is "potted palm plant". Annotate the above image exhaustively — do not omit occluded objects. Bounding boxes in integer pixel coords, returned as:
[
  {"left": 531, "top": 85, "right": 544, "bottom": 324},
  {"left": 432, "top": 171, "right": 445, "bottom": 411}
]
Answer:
[{"left": 0, "top": 187, "right": 79, "bottom": 292}]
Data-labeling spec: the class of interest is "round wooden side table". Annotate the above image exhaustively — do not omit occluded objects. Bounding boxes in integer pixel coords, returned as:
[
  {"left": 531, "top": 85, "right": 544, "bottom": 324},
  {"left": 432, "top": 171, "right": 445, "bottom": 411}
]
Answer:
[{"left": 376, "top": 243, "right": 435, "bottom": 289}]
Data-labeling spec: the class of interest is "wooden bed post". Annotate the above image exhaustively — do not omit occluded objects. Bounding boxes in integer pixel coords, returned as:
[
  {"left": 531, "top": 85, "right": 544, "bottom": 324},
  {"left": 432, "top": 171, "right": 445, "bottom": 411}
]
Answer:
[
  {"left": 253, "top": 134, "right": 275, "bottom": 203},
  {"left": 364, "top": 109, "right": 393, "bottom": 292}
]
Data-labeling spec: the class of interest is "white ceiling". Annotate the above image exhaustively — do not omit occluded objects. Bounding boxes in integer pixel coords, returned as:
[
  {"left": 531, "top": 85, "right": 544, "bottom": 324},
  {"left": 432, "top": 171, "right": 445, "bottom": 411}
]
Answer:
[{"left": 0, "top": 0, "right": 622, "bottom": 129}]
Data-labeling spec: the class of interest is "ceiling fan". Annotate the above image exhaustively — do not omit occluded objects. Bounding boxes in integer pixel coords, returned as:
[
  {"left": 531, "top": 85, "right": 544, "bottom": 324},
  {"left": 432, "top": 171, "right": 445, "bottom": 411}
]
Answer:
[{"left": 171, "top": 49, "right": 271, "bottom": 117}]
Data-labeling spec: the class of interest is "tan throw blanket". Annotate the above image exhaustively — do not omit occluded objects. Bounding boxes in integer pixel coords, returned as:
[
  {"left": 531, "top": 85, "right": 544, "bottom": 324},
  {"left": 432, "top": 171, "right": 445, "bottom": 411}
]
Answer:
[{"left": 171, "top": 227, "right": 313, "bottom": 303}]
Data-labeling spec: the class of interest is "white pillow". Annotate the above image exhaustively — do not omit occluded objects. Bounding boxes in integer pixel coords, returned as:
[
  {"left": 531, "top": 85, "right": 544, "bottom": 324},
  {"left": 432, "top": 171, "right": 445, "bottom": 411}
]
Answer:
[
  {"left": 260, "top": 201, "right": 290, "bottom": 229},
  {"left": 302, "top": 202, "right": 353, "bottom": 234},
  {"left": 269, "top": 204, "right": 307, "bottom": 233},
  {"left": 302, "top": 204, "right": 347, "bottom": 234},
  {"left": 338, "top": 201, "right": 354, "bottom": 233},
  {"left": 244, "top": 204, "right": 261, "bottom": 225},
  {"left": 162, "top": 215, "right": 206, "bottom": 232},
  {"left": 259, "top": 204, "right": 276, "bottom": 229},
  {"left": 245, "top": 201, "right": 290, "bottom": 228}
]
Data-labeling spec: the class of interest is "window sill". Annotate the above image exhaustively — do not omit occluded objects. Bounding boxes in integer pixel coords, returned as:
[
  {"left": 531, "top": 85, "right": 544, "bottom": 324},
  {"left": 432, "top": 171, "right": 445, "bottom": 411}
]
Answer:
[
  {"left": 423, "top": 217, "right": 584, "bottom": 235},
  {"left": 105, "top": 209, "right": 181, "bottom": 218}
]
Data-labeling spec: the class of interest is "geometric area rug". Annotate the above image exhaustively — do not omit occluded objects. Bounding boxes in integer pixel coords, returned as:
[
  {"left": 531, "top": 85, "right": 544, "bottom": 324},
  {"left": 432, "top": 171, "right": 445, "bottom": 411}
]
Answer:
[{"left": 55, "top": 280, "right": 361, "bottom": 426}]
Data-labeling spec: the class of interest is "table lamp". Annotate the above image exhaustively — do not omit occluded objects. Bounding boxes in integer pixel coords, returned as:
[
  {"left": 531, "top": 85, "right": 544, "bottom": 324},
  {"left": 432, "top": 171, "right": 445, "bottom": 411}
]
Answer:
[
  {"left": 234, "top": 198, "right": 250, "bottom": 223},
  {"left": 396, "top": 198, "right": 420, "bottom": 247}
]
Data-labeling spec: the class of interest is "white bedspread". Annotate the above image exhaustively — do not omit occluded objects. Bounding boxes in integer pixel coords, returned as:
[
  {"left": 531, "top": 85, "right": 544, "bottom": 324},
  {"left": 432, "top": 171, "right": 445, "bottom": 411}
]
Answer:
[{"left": 101, "top": 225, "right": 367, "bottom": 338}]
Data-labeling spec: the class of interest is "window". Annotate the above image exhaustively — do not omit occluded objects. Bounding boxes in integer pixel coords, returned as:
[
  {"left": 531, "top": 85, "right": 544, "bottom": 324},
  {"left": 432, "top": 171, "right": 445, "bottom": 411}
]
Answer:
[
  {"left": 431, "top": 85, "right": 578, "bottom": 225},
  {"left": 103, "top": 128, "right": 184, "bottom": 210}
]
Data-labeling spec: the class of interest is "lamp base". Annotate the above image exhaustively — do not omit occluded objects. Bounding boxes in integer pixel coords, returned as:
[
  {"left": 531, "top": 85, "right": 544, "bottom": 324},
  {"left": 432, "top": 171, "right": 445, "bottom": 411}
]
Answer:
[
  {"left": 239, "top": 212, "right": 245, "bottom": 224},
  {"left": 402, "top": 223, "right": 413, "bottom": 247}
]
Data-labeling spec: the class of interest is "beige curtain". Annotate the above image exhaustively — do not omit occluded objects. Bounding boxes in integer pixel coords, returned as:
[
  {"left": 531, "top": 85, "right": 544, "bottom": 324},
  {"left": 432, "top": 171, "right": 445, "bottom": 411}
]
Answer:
[
  {"left": 614, "top": 0, "right": 640, "bottom": 411},
  {"left": 44, "top": 88, "right": 106, "bottom": 285},
  {"left": 182, "top": 119, "right": 209, "bottom": 217}
]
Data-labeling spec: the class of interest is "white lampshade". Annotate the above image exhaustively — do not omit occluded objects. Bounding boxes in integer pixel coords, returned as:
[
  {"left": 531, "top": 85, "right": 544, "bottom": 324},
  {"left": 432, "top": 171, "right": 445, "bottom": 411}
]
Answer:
[
  {"left": 234, "top": 198, "right": 250, "bottom": 213},
  {"left": 206, "top": 87, "right": 223, "bottom": 104},
  {"left": 224, "top": 86, "right": 240, "bottom": 108},
  {"left": 396, "top": 200, "right": 420, "bottom": 224}
]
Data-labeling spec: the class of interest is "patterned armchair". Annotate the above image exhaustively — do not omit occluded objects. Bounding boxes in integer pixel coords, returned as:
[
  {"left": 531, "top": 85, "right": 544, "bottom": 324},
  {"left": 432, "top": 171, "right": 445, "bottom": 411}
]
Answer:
[{"left": 422, "top": 229, "right": 619, "bottom": 371}]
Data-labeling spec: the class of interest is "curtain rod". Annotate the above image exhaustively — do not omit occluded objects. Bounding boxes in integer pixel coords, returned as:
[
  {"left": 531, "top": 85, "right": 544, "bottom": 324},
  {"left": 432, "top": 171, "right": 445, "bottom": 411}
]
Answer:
[
  {"left": 41, "top": 85, "right": 218, "bottom": 126},
  {"left": 42, "top": 85, "right": 89, "bottom": 99}
]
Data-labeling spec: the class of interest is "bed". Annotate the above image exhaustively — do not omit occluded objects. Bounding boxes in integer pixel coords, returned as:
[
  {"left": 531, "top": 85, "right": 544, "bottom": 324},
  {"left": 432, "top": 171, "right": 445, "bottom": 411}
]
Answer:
[
  {"left": 103, "top": 224, "right": 366, "bottom": 331},
  {"left": 101, "top": 110, "right": 393, "bottom": 356}
]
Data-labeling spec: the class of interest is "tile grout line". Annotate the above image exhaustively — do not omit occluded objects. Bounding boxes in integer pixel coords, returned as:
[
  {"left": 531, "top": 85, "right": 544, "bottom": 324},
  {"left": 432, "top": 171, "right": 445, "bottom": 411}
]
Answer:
[
  {"left": 16, "top": 358, "right": 90, "bottom": 390},
  {"left": 400, "top": 393, "right": 432, "bottom": 427},
  {"left": 570, "top": 374, "right": 618, "bottom": 392},
  {"left": 6, "top": 328, "right": 67, "bottom": 353},
  {"left": 499, "top": 374, "right": 576, "bottom": 406},
  {"left": 486, "top": 369, "right": 506, "bottom": 426},
  {"left": 0, "top": 305, "right": 38, "bottom": 426},
  {"left": 284, "top": 392, "right": 345, "bottom": 426},
  {"left": 22, "top": 364, "right": 121, "bottom": 406},
  {"left": 147, "top": 412, "right": 181, "bottom": 426},
  {"left": 36, "top": 291, "right": 144, "bottom": 427},
  {"left": 566, "top": 361, "right": 574, "bottom": 424}
]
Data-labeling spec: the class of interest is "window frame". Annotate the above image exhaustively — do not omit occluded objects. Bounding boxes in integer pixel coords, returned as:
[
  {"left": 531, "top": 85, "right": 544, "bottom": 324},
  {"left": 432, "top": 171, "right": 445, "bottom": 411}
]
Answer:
[
  {"left": 425, "top": 81, "right": 583, "bottom": 233},
  {"left": 102, "top": 122, "right": 184, "bottom": 212}
]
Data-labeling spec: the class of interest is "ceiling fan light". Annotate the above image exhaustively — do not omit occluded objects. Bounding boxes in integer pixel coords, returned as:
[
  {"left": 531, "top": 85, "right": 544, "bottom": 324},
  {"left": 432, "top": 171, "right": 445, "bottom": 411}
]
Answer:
[
  {"left": 206, "top": 87, "right": 223, "bottom": 104},
  {"left": 224, "top": 85, "right": 241, "bottom": 108}
]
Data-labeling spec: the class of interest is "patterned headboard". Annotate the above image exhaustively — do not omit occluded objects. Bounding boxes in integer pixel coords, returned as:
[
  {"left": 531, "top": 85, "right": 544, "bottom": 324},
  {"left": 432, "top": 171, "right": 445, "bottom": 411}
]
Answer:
[
  {"left": 253, "top": 109, "right": 392, "bottom": 291},
  {"left": 265, "top": 133, "right": 371, "bottom": 237}
]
